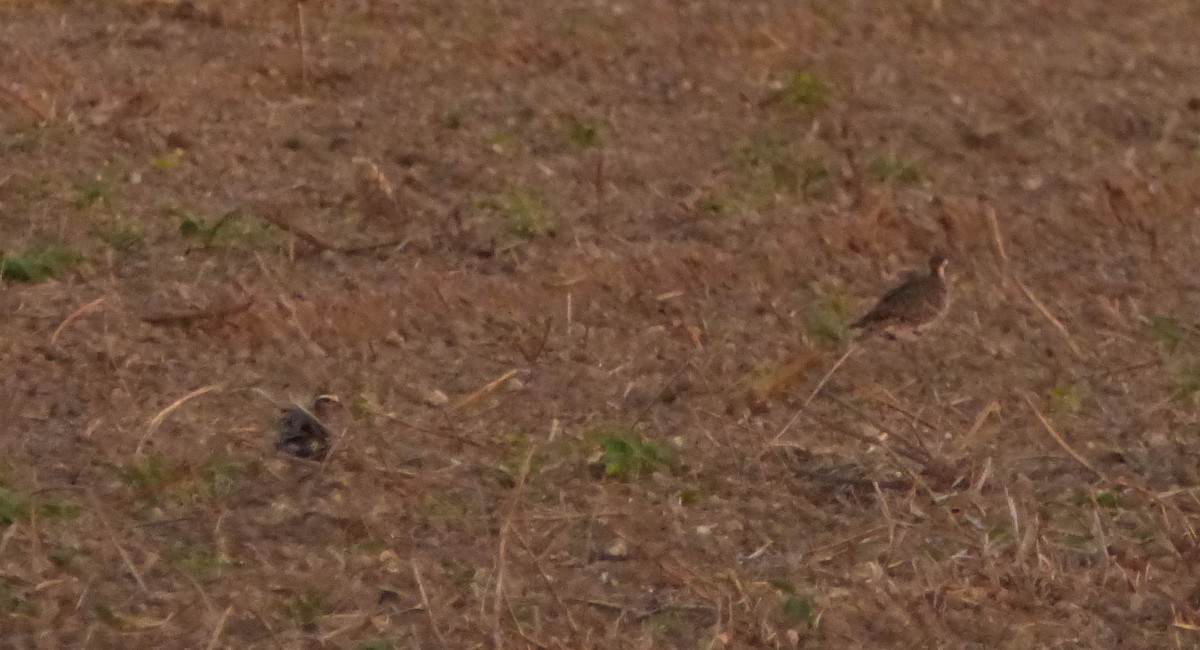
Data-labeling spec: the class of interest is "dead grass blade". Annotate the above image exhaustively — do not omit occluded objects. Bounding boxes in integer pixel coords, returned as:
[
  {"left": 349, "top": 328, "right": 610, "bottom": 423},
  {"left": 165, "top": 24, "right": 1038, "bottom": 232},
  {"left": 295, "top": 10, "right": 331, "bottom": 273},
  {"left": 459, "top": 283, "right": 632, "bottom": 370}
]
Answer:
[
  {"left": 516, "top": 317, "right": 553, "bottom": 364},
  {"left": 1023, "top": 394, "right": 1105, "bottom": 480},
  {"left": 140, "top": 297, "right": 253, "bottom": 326},
  {"left": 136, "top": 384, "right": 224, "bottom": 454},
  {"left": 411, "top": 559, "right": 449, "bottom": 649},
  {"left": 293, "top": 0, "right": 309, "bottom": 89},
  {"left": 1015, "top": 277, "right": 1084, "bottom": 358},
  {"left": 740, "top": 347, "right": 823, "bottom": 409},
  {"left": 0, "top": 81, "right": 54, "bottom": 122},
  {"left": 983, "top": 204, "right": 1009, "bottom": 273},
  {"left": 869, "top": 391, "right": 947, "bottom": 439},
  {"left": 256, "top": 207, "right": 339, "bottom": 251},
  {"left": 50, "top": 296, "right": 106, "bottom": 345},
  {"left": 205, "top": 606, "right": 233, "bottom": 650},
  {"left": 491, "top": 447, "right": 537, "bottom": 645},
  {"left": 805, "top": 345, "right": 857, "bottom": 405},
  {"left": 452, "top": 369, "right": 520, "bottom": 411},
  {"left": 950, "top": 400, "right": 1001, "bottom": 452},
  {"left": 88, "top": 492, "right": 148, "bottom": 594},
  {"left": 254, "top": 203, "right": 404, "bottom": 255},
  {"left": 514, "top": 531, "right": 581, "bottom": 635}
]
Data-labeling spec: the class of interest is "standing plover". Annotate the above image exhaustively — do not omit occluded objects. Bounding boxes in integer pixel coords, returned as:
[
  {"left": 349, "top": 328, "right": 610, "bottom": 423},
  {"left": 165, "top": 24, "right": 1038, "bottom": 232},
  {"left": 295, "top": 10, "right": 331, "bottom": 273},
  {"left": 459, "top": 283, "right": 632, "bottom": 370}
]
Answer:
[
  {"left": 275, "top": 394, "right": 341, "bottom": 461},
  {"left": 850, "top": 255, "right": 950, "bottom": 340}
]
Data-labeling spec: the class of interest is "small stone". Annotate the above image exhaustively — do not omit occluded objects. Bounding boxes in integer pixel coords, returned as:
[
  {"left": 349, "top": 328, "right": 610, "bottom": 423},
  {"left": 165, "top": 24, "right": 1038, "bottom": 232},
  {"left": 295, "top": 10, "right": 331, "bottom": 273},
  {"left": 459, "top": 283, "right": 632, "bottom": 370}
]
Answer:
[
  {"left": 378, "top": 550, "right": 402, "bottom": 574},
  {"left": 599, "top": 538, "right": 630, "bottom": 561},
  {"left": 424, "top": 389, "right": 450, "bottom": 407}
]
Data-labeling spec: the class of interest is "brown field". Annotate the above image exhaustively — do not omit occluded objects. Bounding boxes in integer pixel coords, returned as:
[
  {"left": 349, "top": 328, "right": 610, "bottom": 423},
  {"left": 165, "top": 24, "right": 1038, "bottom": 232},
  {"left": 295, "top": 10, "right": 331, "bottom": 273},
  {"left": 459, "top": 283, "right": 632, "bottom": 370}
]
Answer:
[{"left": 4, "top": 1, "right": 1200, "bottom": 648}]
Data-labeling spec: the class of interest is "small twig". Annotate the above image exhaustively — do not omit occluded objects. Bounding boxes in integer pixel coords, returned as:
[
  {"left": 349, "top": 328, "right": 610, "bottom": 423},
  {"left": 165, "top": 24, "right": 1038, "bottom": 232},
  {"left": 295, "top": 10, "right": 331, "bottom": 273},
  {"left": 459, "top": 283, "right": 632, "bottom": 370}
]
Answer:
[
  {"left": 594, "top": 151, "right": 607, "bottom": 201},
  {"left": 50, "top": 297, "right": 106, "bottom": 345},
  {"left": 1023, "top": 394, "right": 1105, "bottom": 480},
  {"left": 631, "top": 358, "right": 691, "bottom": 427},
  {"left": 517, "top": 511, "right": 632, "bottom": 522},
  {"left": 950, "top": 400, "right": 1001, "bottom": 452},
  {"left": 824, "top": 394, "right": 931, "bottom": 463},
  {"left": 411, "top": 560, "right": 449, "bottom": 649},
  {"left": 136, "top": 384, "right": 224, "bottom": 454},
  {"left": 205, "top": 606, "right": 233, "bottom": 650},
  {"left": 294, "top": 0, "right": 309, "bottom": 89},
  {"left": 1015, "top": 277, "right": 1084, "bottom": 358},
  {"left": 256, "top": 207, "right": 340, "bottom": 251},
  {"left": 88, "top": 492, "right": 148, "bottom": 593},
  {"left": 0, "top": 81, "right": 54, "bottom": 122},
  {"left": 760, "top": 406, "right": 805, "bottom": 456},
  {"left": 514, "top": 531, "right": 581, "bottom": 635},
  {"left": 140, "top": 298, "right": 253, "bottom": 326},
  {"left": 491, "top": 447, "right": 537, "bottom": 646},
  {"left": 633, "top": 602, "right": 717, "bottom": 623},
  {"left": 452, "top": 369, "right": 520, "bottom": 411},
  {"left": 564, "top": 597, "right": 713, "bottom": 623},
  {"left": 983, "top": 203, "right": 1009, "bottom": 273},
  {"left": 517, "top": 317, "right": 553, "bottom": 365},
  {"left": 566, "top": 598, "right": 627, "bottom": 614},
  {"left": 804, "top": 345, "right": 856, "bottom": 406},
  {"left": 363, "top": 405, "right": 484, "bottom": 448},
  {"left": 503, "top": 589, "right": 550, "bottom": 650},
  {"left": 869, "top": 392, "right": 946, "bottom": 438},
  {"left": 254, "top": 205, "right": 406, "bottom": 255},
  {"left": 803, "top": 525, "right": 890, "bottom": 565}
]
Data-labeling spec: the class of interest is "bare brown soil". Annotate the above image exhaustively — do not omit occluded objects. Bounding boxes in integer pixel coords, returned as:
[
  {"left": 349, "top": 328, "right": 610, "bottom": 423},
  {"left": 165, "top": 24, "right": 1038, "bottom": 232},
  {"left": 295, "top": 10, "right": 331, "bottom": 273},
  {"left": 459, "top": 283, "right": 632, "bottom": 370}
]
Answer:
[{"left": 4, "top": 1, "right": 1200, "bottom": 648}]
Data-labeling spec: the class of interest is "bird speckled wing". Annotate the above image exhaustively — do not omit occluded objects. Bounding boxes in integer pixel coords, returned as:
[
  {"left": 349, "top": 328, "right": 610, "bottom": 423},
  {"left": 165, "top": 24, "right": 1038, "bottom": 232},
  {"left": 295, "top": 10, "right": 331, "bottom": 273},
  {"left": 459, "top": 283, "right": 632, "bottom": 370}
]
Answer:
[{"left": 850, "top": 256, "right": 950, "bottom": 340}]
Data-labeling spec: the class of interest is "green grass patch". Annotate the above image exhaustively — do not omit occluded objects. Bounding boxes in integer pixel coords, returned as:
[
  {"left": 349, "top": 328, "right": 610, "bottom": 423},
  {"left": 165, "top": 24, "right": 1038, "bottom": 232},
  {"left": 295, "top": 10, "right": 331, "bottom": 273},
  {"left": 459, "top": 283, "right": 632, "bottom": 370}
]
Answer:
[
  {"left": 1092, "top": 491, "right": 1122, "bottom": 509},
  {"left": 564, "top": 116, "right": 601, "bottom": 149},
  {"left": 169, "top": 544, "right": 231, "bottom": 582},
  {"left": 586, "top": 423, "right": 680, "bottom": 481},
  {"left": 285, "top": 590, "right": 328, "bottom": 629},
  {"left": 736, "top": 134, "right": 828, "bottom": 198},
  {"left": 778, "top": 70, "right": 828, "bottom": 110},
  {"left": 1048, "top": 382, "right": 1085, "bottom": 416},
  {"left": 867, "top": 153, "right": 922, "bottom": 184},
  {"left": 1146, "top": 315, "right": 1189, "bottom": 353},
  {"left": 486, "top": 129, "right": 520, "bottom": 154},
  {"left": 0, "top": 244, "right": 82, "bottom": 283},
  {"left": 94, "top": 221, "right": 144, "bottom": 253},
  {"left": 490, "top": 188, "right": 552, "bottom": 240},
  {"left": 782, "top": 594, "right": 815, "bottom": 626},
  {"left": 195, "top": 453, "right": 244, "bottom": 501},
  {"left": 116, "top": 454, "right": 172, "bottom": 494},
  {"left": 0, "top": 483, "right": 81, "bottom": 527},
  {"left": 150, "top": 149, "right": 184, "bottom": 171},
  {"left": 804, "top": 294, "right": 853, "bottom": 348},
  {"left": 176, "top": 208, "right": 279, "bottom": 250},
  {"left": 75, "top": 177, "right": 114, "bottom": 208},
  {"left": 0, "top": 578, "right": 35, "bottom": 616},
  {"left": 1173, "top": 364, "right": 1200, "bottom": 402}
]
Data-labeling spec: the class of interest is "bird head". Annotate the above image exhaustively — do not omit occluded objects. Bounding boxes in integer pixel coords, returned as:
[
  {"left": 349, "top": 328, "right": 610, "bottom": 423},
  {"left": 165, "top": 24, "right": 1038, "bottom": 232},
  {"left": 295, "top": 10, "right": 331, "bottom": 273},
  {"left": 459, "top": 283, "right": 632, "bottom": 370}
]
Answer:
[{"left": 929, "top": 255, "right": 949, "bottom": 279}]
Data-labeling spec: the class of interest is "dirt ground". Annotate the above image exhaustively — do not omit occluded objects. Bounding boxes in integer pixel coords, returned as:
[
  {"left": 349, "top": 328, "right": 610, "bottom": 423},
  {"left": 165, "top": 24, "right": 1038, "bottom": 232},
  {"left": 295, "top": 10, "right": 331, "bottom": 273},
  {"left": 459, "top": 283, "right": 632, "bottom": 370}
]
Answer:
[{"left": 4, "top": 0, "right": 1200, "bottom": 647}]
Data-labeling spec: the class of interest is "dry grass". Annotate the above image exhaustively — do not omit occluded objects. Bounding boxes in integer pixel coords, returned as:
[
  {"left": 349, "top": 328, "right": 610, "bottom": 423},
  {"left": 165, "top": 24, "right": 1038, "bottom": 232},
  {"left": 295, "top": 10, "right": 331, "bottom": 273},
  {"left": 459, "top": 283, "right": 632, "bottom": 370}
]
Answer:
[{"left": 4, "top": 0, "right": 1200, "bottom": 648}]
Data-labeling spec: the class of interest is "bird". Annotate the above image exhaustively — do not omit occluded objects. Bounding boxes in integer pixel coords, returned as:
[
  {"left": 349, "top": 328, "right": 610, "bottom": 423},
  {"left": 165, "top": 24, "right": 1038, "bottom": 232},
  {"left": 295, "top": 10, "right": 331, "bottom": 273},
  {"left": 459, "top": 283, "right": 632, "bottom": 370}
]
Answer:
[
  {"left": 275, "top": 394, "right": 342, "bottom": 461},
  {"left": 849, "top": 255, "right": 951, "bottom": 340},
  {"left": 354, "top": 156, "right": 404, "bottom": 230}
]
